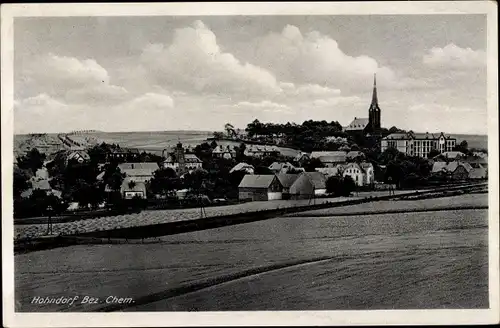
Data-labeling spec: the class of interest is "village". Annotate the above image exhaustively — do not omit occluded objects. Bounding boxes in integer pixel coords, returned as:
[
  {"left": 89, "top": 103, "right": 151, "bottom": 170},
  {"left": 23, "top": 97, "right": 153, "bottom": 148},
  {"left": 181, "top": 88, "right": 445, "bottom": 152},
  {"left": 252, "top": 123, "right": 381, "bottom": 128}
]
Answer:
[{"left": 13, "top": 76, "right": 488, "bottom": 219}]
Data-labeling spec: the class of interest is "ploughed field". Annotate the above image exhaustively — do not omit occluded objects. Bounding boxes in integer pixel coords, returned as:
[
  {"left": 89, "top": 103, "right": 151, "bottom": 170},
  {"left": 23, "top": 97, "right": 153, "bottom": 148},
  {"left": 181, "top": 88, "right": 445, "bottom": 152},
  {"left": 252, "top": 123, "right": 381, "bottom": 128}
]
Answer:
[{"left": 15, "top": 193, "right": 488, "bottom": 311}]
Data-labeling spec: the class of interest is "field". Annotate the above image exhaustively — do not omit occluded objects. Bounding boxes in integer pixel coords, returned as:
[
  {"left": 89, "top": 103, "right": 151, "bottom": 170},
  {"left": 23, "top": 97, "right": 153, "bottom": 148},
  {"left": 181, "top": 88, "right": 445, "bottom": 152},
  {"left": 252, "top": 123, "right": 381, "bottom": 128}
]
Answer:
[
  {"left": 15, "top": 193, "right": 488, "bottom": 311},
  {"left": 14, "top": 132, "right": 488, "bottom": 157}
]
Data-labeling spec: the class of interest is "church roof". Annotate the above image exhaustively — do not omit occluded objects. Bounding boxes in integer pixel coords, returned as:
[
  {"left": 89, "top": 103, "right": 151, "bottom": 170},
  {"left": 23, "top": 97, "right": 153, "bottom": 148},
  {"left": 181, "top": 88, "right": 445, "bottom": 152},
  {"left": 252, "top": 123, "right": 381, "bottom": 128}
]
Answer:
[{"left": 344, "top": 117, "right": 369, "bottom": 131}]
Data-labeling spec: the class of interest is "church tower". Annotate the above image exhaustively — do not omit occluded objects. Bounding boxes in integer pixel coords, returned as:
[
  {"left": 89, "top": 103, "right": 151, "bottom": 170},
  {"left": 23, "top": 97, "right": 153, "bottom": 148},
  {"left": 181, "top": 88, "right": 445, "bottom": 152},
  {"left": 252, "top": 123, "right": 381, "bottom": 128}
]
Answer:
[{"left": 368, "top": 73, "right": 381, "bottom": 132}]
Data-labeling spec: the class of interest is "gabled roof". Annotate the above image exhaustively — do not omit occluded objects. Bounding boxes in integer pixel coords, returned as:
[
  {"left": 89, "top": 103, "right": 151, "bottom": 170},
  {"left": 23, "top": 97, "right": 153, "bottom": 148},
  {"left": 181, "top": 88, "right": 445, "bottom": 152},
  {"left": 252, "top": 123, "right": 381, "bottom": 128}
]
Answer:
[
  {"left": 434, "top": 151, "right": 465, "bottom": 160},
  {"left": 276, "top": 173, "right": 300, "bottom": 188},
  {"left": 302, "top": 172, "right": 327, "bottom": 189},
  {"left": 344, "top": 117, "right": 369, "bottom": 131},
  {"left": 185, "top": 154, "right": 202, "bottom": 163},
  {"left": 212, "top": 145, "right": 236, "bottom": 154},
  {"left": 311, "top": 151, "right": 347, "bottom": 163},
  {"left": 230, "top": 162, "right": 254, "bottom": 173},
  {"left": 269, "top": 162, "right": 294, "bottom": 171},
  {"left": 119, "top": 162, "right": 158, "bottom": 177},
  {"left": 432, "top": 161, "right": 472, "bottom": 173},
  {"left": 238, "top": 174, "right": 278, "bottom": 189}
]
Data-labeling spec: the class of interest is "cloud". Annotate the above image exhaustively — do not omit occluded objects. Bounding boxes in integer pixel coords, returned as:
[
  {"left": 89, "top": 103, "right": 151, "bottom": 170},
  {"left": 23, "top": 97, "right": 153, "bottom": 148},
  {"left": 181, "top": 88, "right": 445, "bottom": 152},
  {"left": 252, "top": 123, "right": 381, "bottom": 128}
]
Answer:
[
  {"left": 408, "top": 103, "right": 477, "bottom": 113},
  {"left": 140, "top": 20, "right": 282, "bottom": 98},
  {"left": 234, "top": 100, "right": 291, "bottom": 112},
  {"left": 22, "top": 54, "right": 130, "bottom": 105},
  {"left": 281, "top": 82, "right": 342, "bottom": 98},
  {"left": 423, "top": 43, "right": 486, "bottom": 69},
  {"left": 14, "top": 94, "right": 78, "bottom": 134},
  {"left": 250, "top": 25, "right": 421, "bottom": 90}
]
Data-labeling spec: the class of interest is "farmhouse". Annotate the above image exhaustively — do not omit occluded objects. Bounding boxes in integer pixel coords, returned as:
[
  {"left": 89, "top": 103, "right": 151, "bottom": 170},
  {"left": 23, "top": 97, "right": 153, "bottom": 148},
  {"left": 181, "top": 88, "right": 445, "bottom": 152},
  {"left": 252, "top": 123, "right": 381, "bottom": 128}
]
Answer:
[
  {"left": 289, "top": 172, "right": 327, "bottom": 200},
  {"left": 238, "top": 174, "right": 283, "bottom": 201},
  {"left": 276, "top": 173, "right": 300, "bottom": 200}
]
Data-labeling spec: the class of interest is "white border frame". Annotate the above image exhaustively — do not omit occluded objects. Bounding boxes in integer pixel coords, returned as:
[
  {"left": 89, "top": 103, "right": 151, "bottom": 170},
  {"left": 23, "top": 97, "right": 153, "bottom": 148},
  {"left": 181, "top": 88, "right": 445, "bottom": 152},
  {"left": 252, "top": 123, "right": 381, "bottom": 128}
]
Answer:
[{"left": 2, "top": 2, "right": 499, "bottom": 326}]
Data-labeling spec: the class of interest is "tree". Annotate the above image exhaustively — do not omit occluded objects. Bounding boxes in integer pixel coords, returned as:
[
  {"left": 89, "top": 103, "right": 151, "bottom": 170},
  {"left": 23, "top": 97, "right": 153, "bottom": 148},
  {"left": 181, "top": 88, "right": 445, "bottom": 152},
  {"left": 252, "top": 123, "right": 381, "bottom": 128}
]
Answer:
[
  {"left": 149, "top": 168, "right": 179, "bottom": 196},
  {"left": 213, "top": 132, "right": 224, "bottom": 139},
  {"left": 326, "top": 176, "right": 343, "bottom": 196},
  {"left": 454, "top": 140, "right": 470, "bottom": 155},
  {"left": 254, "top": 166, "right": 274, "bottom": 175},
  {"left": 128, "top": 180, "right": 136, "bottom": 190},
  {"left": 224, "top": 123, "right": 235, "bottom": 138},
  {"left": 17, "top": 148, "right": 46, "bottom": 174},
  {"left": 13, "top": 167, "right": 32, "bottom": 198},
  {"left": 303, "top": 158, "right": 325, "bottom": 172},
  {"left": 104, "top": 165, "right": 126, "bottom": 192},
  {"left": 342, "top": 176, "right": 356, "bottom": 196}
]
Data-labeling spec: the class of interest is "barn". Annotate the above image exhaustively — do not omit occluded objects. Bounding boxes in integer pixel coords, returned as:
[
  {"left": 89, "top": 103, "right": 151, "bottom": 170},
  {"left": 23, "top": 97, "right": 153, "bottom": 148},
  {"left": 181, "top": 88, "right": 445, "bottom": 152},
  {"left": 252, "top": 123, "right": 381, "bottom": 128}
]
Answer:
[
  {"left": 276, "top": 173, "right": 300, "bottom": 200},
  {"left": 289, "top": 172, "right": 327, "bottom": 200},
  {"left": 238, "top": 175, "right": 283, "bottom": 201}
]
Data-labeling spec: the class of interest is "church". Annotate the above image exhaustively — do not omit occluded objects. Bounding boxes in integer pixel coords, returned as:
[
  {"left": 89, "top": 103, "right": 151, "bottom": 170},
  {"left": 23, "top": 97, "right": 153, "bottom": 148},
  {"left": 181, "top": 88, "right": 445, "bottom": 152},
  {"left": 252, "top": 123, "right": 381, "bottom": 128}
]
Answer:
[{"left": 343, "top": 74, "right": 381, "bottom": 137}]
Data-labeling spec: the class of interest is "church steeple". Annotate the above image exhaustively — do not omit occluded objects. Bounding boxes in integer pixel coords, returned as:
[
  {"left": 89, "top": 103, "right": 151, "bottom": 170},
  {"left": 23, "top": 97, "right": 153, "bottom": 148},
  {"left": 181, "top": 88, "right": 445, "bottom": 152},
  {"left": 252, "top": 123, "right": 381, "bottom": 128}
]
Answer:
[
  {"left": 368, "top": 73, "right": 381, "bottom": 132},
  {"left": 371, "top": 73, "right": 378, "bottom": 106}
]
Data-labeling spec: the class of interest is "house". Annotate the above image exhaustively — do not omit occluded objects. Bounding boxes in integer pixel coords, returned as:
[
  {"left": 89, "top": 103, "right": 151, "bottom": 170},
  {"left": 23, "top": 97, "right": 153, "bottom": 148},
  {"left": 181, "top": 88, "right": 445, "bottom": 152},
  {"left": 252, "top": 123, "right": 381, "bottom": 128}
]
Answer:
[
  {"left": 163, "top": 154, "right": 203, "bottom": 174},
  {"left": 20, "top": 168, "right": 62, "bottom": 199},
  {"left": 289, "top": 172, "right": 327, "bottom": 199},
  {"left": 433, "top": 151, "right": 465, "bottom": 161},
  {"left": 310, "top": 151, "right": 347, "bottom": 167},
  {"left": 230, "top": 162, "right": 255, "bottom": 174},
  {"left": 473, "top": 151, "right": 488, "bottom": 159},
  {"left": 315, "top": 166, "right": 345, "bottom": 177},
  {"left": 268, "top": 162, "right": 304, "bottom": 174},
  {"left": 238, "top": 175, "right": 283, "bottom": 201},
  {"left": 66, "top": 150, "right": 91, "bottom": 164},
  {"left": 431, "top": 161, "right": 472, "bottom": 180},
  {"left": 118, "top": 162, "right": 158, "bottom": 183},
  {"left": 469, "top": 164, "right": 487, "bottom": 180},
  {"left": 120, "top": 177, "right": 147, "bottom": 199},
  {"left": 106, "top": 148, "right": 141, "bottom": 162},
  {"left": 276, "top": 173, "right": 300, "bottom": 199},
  {"left": 212, "top": 145, "right": 237, "bottom": 159},
  {"left": 381, "top": 131, "right": 457, "bottom": 158},
  {"left": 294, "top": 151, "right": 310, "bottom": 165},
  {"left": 342, "top": 162, "right": 375, "bottom": 187},
  {"left": 244, "top": 145, "right": 280, "bottom": 158}
]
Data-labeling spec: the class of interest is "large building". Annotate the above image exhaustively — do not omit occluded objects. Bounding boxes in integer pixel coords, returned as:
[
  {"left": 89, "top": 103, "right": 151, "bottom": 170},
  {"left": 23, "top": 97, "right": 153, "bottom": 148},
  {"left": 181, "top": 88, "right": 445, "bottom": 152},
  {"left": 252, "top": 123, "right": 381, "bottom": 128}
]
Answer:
[
  {"left": 381, "top": 131, "right": 457, "bottom": 158},
  {"left": 344, "top": 74, "right": 381, "bottom": 135}
]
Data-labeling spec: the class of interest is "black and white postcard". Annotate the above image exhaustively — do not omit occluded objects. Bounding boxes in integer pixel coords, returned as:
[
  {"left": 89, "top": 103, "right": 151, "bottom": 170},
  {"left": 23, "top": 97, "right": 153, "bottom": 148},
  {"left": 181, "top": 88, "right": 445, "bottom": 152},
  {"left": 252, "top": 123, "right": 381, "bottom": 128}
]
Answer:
[{"left": 2, "top": 2, "right": 499, "bottom": 327}]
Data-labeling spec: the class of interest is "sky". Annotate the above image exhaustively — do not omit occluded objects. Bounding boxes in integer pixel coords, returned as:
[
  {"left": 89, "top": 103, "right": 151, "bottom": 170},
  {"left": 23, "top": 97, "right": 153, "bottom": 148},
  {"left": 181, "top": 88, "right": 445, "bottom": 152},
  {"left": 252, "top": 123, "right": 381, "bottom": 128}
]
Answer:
[{"left": 13, "top": 15, "right": 488, "bottom": 134}]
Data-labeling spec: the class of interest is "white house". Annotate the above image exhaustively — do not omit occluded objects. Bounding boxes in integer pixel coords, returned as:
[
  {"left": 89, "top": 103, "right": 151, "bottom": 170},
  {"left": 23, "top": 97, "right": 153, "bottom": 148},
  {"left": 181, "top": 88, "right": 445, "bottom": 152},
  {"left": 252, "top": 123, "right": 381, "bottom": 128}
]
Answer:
[{"left": 342, "top": 162, "right": 375, "bottom": 187}]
